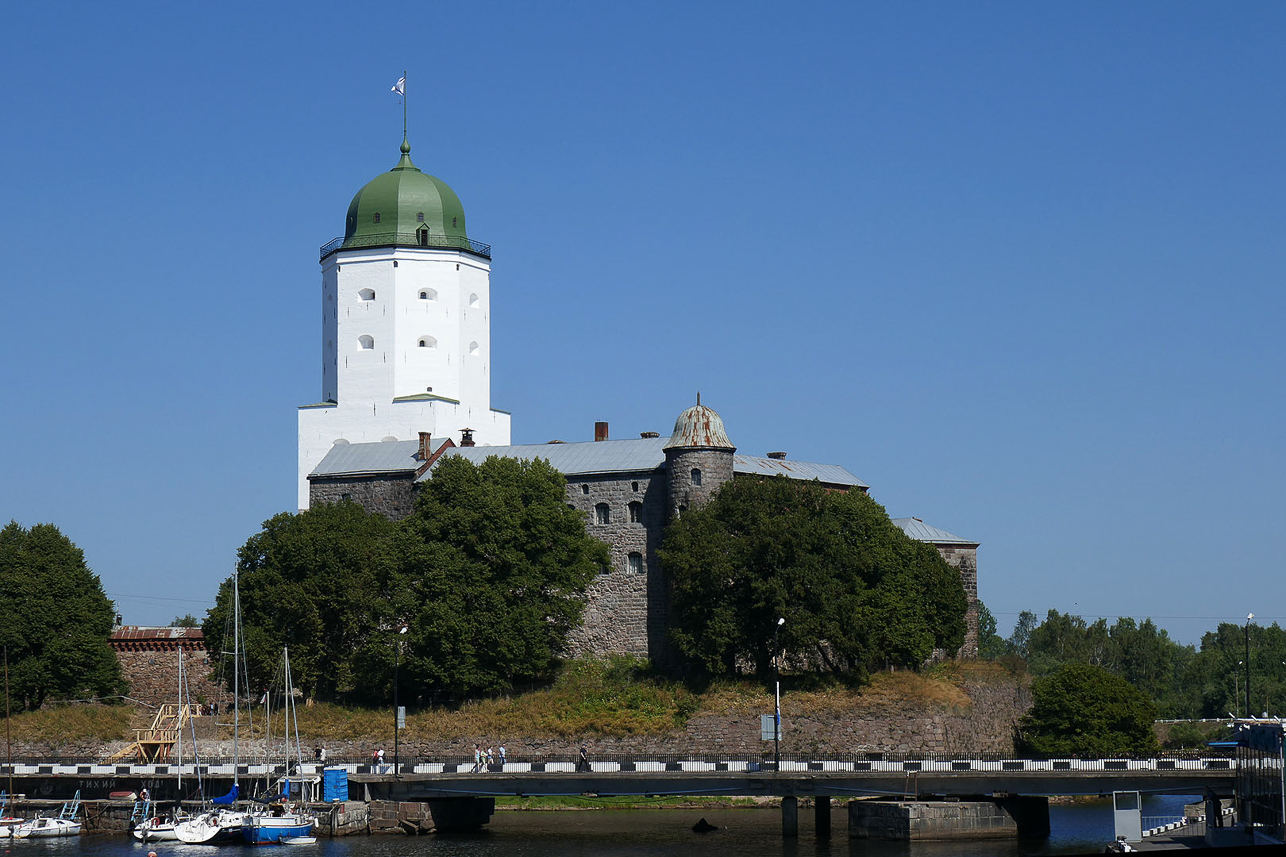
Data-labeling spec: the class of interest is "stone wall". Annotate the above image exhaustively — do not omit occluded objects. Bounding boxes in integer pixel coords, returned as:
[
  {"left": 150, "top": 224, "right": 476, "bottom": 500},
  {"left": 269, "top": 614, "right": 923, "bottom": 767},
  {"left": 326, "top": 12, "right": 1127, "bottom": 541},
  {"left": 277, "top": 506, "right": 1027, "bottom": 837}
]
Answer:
[
  {"left": 665, "top": 447, "right": 734, "bottom": 519},
  {"left": 937, "top": 546, "right": 979, "bottom": 659},
  {"left": 562, "top": 469, "right": 669, "bottom": 661},
  {"left": 310, "top": 473, "right": 417, "bottom": 520},
  {"left": 115, "top": 647, "right": 228, "bottom": 708}
]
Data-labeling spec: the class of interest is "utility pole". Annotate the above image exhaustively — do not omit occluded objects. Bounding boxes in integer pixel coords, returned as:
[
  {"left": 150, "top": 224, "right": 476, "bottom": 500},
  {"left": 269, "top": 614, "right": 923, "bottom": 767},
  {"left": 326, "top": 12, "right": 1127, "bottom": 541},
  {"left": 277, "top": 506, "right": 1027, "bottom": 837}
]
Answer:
[
  {"left": 394, "top": 625, "right": 407, "bottom": 775},
  {"left": 774, "top": 617, "right": 785, "bottom": 768},
  {"left": 1245, "top": 613, "right": 1254, "bottom": 719}
]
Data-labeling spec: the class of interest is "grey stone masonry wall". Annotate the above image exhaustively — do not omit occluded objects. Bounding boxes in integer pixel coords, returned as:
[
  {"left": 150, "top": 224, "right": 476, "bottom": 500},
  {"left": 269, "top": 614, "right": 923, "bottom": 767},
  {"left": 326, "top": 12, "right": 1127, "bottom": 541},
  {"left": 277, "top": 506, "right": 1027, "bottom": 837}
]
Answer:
[
  {"left": 310, "top": 473, "right": 417, "bottom": 520},
  {"left": 664, "top": 447, "right": 734, "bottom": 520},
  {"left": 115, "top": 647, "right": 228, "bottom": 708},
  {"left": 936, "top": 545, "right": 979, "bottom": 659},
  {"left": 562, "top": 469, "right": 669, "bottom": 662}
]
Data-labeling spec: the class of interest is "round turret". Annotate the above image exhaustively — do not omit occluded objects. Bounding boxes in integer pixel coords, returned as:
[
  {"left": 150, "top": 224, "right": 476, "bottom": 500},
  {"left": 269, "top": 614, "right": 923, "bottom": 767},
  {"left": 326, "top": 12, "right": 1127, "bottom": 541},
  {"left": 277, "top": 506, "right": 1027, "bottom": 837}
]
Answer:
[{"left": 664, "top": 396, "right": 736, "bottom": 519}]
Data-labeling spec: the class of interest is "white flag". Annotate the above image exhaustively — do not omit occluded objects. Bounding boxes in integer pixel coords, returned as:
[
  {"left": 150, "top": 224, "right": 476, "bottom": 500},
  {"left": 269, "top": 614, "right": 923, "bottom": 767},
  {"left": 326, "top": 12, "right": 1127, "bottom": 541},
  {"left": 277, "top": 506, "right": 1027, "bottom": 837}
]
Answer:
[{"left": 391, "top": 76, "right": 405, "bottom": 96}]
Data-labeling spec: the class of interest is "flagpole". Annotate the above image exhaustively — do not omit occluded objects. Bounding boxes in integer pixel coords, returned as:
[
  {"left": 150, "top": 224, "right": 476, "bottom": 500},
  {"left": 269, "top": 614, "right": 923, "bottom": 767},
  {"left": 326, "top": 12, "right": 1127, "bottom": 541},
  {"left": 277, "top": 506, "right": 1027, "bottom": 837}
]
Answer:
[{"left": 403, "top": 69, "right": 408, "bottom": 143}]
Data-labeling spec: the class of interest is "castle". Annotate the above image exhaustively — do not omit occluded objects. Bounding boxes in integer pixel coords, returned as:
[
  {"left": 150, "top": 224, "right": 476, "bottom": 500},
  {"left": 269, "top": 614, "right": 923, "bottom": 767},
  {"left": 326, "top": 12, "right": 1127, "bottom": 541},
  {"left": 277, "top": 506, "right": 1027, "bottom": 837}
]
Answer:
[{"left": 298, "top": 135, "right": 979, "bottom": 662}]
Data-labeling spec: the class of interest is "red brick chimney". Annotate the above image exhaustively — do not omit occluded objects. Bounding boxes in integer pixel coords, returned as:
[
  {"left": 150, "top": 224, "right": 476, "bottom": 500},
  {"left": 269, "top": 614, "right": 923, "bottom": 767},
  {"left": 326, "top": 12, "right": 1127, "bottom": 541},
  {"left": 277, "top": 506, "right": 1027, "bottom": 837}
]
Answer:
[
  {"left": 418, "top": 432, "right": 433, "bottom": 461},
  {"left": 594, "top": 421, "right": 609, "bottom": 442},
  {"left": 460, "top": 428, "right": 476, "bottom": 447}
]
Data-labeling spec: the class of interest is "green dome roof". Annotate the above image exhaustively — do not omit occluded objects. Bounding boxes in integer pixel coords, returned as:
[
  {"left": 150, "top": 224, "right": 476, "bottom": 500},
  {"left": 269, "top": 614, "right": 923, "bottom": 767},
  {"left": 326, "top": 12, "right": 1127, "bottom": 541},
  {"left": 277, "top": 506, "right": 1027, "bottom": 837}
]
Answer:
[{"left": 342, "top": 139, "right": 469, "bottom": 247}]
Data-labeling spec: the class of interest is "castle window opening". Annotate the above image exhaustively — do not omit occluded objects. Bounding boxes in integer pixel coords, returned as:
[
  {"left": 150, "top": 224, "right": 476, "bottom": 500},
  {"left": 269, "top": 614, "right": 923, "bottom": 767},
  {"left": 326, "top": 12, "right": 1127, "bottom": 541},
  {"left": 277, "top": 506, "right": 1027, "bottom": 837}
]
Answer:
[
  {"left": 628, "top": 501, "right": 642, "bottom": 523},
  {"left": 632, "top": 481, "right": 639, "bottom": 492},
  {"left": 358, "top": 335, "right": 374, "bottom": 350},
  {"left": 691, "top": 468, "right": 703, "bottom": 486},
  {"left": 373, "top": 212, "right": 381, "bottom": 223},
  {"left": 595, "top": 503, "right": 610, "bottom": 525},
  {"left": 581, "top": 484, "right": 589, "bottom": 495},
  {"left": 628, "top": 553, "right": 643, "bottom": 575},
  {"left": 418, "top": 336, "right": 437, "bottom": 349},
  {"left": 416, "top": 212, "right": 425, "bottom": 222},
  {"left": 358, "top": 289, "right": 375, "bottom": 301}
]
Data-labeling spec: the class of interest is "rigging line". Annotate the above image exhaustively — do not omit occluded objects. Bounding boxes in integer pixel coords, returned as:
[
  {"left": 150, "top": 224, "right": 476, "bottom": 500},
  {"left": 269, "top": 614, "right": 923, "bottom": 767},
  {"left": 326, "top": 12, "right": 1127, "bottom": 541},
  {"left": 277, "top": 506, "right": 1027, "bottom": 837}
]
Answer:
[{"left": 106, "top": 591, "right": 213, "bottom": 604}]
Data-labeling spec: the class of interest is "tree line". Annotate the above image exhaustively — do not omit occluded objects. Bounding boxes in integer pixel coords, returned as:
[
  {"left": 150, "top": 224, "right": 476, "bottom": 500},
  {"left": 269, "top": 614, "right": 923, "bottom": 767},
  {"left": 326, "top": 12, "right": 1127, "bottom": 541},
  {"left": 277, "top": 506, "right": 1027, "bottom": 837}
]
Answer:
[{"left": 979, "top": 604, "right": 1286, "bottom": 720}]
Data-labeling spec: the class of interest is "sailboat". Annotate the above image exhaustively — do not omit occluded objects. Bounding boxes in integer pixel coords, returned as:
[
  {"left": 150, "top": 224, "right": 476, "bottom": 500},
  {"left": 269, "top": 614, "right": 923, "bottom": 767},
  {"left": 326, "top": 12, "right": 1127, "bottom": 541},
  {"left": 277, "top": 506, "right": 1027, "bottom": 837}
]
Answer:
[
  {"left": 0, "top": 792, "right": 24, "bottom": 837},
  {"left": 14, "top": 791, "right": 81, "bottom": 838},
  {"left": 175, "top": 570, "right": 252, "bottom": 845},
  {"left": 133, "top": 647, "right": 193, "bottom": 842},
  {"left": 242, "top": 647, "right": 316, "bottom": 844}
]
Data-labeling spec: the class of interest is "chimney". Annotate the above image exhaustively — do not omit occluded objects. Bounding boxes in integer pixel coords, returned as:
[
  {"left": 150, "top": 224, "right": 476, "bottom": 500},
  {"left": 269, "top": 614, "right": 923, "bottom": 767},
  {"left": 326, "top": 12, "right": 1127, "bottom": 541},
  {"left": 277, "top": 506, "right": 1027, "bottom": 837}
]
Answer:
[
  {"left": 640, "top": 431, "right": 659, "bottom": 439},
  {"left": 594, "top": 421, "right": 609, "bottom": 442},
  {"left": 767, "top": 451, "right": 787, "bottom": 460},
  {"left": 460, "top": 428, "right": 475, "bottom": 447},
  {"left": 418, "top": 432, "right": 433, "bottom": 461}
]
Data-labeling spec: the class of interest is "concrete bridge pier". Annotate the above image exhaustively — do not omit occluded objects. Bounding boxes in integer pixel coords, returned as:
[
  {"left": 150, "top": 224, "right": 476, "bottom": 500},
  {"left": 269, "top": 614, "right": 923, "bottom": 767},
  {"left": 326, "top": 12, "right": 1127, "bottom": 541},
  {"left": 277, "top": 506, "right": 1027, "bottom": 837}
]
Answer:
[
  {"left": 815, "top": 795, "right": 831, "bottom": 838},
  {"left": 782, "top": 795, "right": 798, "bottom": 837}
]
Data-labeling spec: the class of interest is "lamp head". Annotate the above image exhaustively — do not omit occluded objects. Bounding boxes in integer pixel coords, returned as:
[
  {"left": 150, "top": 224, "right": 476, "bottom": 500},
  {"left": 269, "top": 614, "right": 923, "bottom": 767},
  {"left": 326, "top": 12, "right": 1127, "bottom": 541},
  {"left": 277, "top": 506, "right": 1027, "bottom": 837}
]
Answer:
[
  {"left": 399, "top": 626, "right": 409, "bottom": 635},
  {"left": 1247, "top": 612, "right": 1255, "bottom": 622},
  {"left": 777, "top": 617, "right": 786, "bottom": 627}
]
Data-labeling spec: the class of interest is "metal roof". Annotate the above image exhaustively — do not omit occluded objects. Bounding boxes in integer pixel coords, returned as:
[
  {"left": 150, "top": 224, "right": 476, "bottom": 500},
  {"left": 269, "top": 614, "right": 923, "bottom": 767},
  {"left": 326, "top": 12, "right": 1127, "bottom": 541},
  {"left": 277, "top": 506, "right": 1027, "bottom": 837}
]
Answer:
[
  {"left": 430, "top": 437, "right": 669, "bottom": 478},
  {"left": 733, "top": 455, "right": 867, "bottom": 488},
  {"left": 892, "top": 517, "right": 978, "bottom": 546},
  {"left": 310, "top": 439, "right": 425, "bottom": 477},
  {"left": 664, "top": 403, "right": 735, "bottom": 450}
]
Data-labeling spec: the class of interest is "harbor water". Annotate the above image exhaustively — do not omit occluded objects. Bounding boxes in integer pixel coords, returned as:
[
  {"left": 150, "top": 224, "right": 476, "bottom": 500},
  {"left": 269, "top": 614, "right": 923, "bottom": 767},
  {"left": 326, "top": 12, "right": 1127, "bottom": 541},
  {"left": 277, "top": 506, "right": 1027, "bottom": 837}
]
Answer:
[{"left": 0, "top": 794, "right": 1197, "bottom": 857}]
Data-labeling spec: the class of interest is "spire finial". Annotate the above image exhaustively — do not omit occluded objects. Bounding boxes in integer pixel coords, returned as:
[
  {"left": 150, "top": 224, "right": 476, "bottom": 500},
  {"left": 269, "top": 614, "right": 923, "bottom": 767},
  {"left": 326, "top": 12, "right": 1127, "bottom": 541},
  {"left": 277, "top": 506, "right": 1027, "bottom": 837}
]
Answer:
[{"left": 696, "top": 392, "right": 701, "bottom": 406}]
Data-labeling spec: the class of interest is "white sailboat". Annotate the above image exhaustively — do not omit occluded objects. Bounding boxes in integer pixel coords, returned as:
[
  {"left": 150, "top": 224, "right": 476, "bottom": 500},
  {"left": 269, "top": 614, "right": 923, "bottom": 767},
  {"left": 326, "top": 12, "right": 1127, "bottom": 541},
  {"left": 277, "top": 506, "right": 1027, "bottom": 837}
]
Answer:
[
  {"left": 242, "top": 646, "right": 317, "bottom": 844},
  {"left": 175, "top": 570, "right": 251, "bottom": 844},
  {"left": 14, "top": 792, "right": 81, "bottom": 838}
]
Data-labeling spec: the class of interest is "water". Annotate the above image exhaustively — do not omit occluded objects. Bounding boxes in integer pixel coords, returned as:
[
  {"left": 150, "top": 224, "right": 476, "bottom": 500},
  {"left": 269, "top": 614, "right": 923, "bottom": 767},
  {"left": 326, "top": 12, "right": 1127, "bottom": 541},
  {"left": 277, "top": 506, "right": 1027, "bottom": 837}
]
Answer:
[{"left": 0, "top": 795, "right": 1199, "bottom": 857}]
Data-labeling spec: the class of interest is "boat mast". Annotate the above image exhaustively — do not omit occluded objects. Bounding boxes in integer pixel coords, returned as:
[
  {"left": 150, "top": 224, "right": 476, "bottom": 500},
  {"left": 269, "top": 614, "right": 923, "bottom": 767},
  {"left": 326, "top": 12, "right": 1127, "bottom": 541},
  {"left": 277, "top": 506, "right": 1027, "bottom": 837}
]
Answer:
[
  {"left": 233, "top": 569, "right": 240, "bottom": 788},
  {"left": 177, "top": 646, "right": 184, "bottom": 794}
]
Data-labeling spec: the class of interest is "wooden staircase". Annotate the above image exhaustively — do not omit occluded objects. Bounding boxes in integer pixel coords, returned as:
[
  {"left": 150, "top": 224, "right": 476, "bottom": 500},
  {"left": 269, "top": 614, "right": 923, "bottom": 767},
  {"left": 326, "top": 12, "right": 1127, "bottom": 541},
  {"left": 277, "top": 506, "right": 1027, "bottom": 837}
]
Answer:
[{"left": 107, "top": 703, "right": 203, "bottom": 763}]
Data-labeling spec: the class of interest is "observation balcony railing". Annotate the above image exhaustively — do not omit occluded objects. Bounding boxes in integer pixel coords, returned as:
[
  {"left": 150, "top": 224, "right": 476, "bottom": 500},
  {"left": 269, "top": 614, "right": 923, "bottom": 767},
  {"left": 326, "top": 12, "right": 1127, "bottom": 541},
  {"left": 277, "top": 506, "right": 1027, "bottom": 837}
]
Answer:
[{"left": 320, "top": 232, "right": 491, "bottom": 261}]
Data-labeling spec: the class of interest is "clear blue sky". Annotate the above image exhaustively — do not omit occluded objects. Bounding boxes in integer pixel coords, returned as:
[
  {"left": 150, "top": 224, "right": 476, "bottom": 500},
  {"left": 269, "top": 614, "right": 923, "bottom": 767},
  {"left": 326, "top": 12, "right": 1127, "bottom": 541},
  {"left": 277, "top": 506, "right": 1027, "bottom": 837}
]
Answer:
[{"left": 2, "top": 2, "right": 1282, "bottom": 645}]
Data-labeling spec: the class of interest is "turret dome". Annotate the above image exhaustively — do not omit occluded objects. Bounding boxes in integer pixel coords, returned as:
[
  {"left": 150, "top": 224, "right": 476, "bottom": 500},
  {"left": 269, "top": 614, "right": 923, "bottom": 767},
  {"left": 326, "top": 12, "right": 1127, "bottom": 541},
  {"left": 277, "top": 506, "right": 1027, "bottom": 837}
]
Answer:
[
  {"left": 664, "top": 397, "right": 735, "bottom": 450},
  {"left": 340, "top": 139, "right": 471, "bottom": 251}
]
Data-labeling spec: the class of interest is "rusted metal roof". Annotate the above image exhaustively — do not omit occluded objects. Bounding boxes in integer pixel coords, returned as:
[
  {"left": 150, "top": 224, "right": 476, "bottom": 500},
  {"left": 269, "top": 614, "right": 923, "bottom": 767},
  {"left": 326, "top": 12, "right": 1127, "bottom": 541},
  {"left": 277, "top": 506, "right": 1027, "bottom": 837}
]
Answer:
[
  {"left": 109, "top": 626, "right": 206, "bottom": 651},
  {"left": 663, "top": 403, "right": 735, "bottom": 450}
]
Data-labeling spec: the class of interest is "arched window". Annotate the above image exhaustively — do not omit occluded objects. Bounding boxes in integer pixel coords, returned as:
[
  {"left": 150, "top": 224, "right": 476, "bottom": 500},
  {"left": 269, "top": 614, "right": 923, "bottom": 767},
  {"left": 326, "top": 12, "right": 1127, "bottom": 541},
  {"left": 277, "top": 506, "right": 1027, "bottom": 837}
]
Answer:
[
  {"left": 595, "top": 504, "right": 610, "bottom": 525},
  {"left": 419, "top": 289, "right": 437, "bottom": 301},
  {"left": 581, "top": 484, "right": 590, "bottom": 495},
  {"left": 469, "top": 293, "right": 480, "bottom": 308},
  {"left": 416, "top": 212, "right": 425, "bottom": 222},
  {"left": 358, "top": 335, "right": 374, "bottom": 350},
  {"left": 373, "top": 212, "right": 381, "bottom": 224},
  {"left": 358, "top": 288, "right": 375, "bottom": 301},
  {"left": 628, "top": 501, "right": 642, "bottom": 524},
  {"left": 632, "top": 481, "right": 639, "bottom": 492},
  {"left": 452, "top": 216, "right": 458, "bottom": 228},
  {"left": 691, "top": 468, "right": 703, "bottom": 487},
  {"left": 628, "top": 553, "right": 643, "bottom": 575},
  {"left": 417, "top": 336, "right": 437, "bottom": 349},
  {"left": 469, "top": 341, "right": 480, "bottom": 356}
]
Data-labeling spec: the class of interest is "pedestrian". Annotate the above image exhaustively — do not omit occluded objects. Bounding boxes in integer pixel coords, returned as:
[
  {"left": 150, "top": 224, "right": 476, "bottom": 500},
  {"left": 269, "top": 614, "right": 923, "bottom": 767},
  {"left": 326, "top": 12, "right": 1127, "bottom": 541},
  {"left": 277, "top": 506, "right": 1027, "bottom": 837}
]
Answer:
[
  {"left": 471, "top": 743, "right": 482, "bottom": 773},
  {"left": 577, "top": 745, "right": 589, "bottom": 772},
  {"left": 319, "top": 746, "right": 327, "bottom": 765},
  {"left": 139, "top": 787, "right": 150, "bottom": 803},
  {"left": 314, "top": 747, "right": 322, "bottom": 761},
  {"left": 498, "top": 743, "right": 507, "bottom": 765},
  {"left": 485, "top": 746, "right": 494, "bottom": 766},
  {"left": 376, "top": 747, "right": 385, "bottom": 771}
]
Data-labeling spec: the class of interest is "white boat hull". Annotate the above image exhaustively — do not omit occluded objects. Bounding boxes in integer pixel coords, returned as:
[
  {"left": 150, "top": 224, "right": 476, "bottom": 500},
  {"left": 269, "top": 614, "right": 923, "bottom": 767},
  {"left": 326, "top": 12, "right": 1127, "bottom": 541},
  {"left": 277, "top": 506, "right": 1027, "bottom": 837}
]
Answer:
[{"left": 15, "top": 818, "right": 80, "bottom": 838}]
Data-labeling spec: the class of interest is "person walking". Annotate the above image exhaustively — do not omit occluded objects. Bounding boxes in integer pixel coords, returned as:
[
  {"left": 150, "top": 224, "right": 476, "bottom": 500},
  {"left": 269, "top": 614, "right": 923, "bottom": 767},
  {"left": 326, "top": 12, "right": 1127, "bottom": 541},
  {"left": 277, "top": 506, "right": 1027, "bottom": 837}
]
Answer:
[
  {"left": 577, "top": 745, "right": 590, "bottom": 772},
  {"left": 471, "top": 743, "right": 483, "bottom": 773},
  {"left": 498, "top": 743, "right": 507, "bottom": 765}
]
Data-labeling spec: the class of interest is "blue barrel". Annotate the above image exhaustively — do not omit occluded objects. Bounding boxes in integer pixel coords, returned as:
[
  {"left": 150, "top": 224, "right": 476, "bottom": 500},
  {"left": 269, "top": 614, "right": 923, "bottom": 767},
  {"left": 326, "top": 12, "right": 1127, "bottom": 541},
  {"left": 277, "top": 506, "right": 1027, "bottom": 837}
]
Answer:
[{"left": 322, "top": 767, "right": 349, "bottom": 802}]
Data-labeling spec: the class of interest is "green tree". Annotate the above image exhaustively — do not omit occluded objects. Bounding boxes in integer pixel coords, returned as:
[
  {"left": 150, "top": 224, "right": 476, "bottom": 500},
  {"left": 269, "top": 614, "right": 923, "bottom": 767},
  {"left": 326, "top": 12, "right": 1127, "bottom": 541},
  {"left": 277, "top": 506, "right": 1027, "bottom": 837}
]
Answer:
[
  {"left": 387, "top": 455, "right": 609, "bottom": 697},
  {"left": 1018, "top": 662, "right": 1159, "bottom": 757},
  {"left": 205, "top": 501, "right": 399, "bottom": 701},
  {"left": 659, "top": 476, "right": 967, "bottom": 678},
  {"left": 976, "top": 601, "right": 1007, "bottom": 659},
  {"left": 1006, "top": 610, "right": 1038, "bottom": 659},
  {"left": 170, "top": 614, "right": 200, "bottom": 628},
  {"left": 0, "top": 521, "right": 125, "bottom": 709}
]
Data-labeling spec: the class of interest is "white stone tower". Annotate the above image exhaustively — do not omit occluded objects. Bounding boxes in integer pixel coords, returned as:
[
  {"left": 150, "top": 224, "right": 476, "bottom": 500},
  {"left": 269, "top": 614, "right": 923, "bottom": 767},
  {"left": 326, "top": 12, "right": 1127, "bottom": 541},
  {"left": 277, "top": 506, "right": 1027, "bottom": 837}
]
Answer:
[{"left": 297, "top": 137, "right": 511, "bottom": 509}]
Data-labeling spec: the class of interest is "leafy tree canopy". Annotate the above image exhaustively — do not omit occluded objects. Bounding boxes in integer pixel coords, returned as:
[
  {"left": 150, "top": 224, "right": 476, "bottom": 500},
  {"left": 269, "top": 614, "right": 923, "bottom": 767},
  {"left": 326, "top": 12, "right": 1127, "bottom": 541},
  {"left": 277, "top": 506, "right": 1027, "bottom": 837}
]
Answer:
[
  {"left": 1018, "top": 662, "right": 1160, "bottom": 757},
  {"left": 658, "top": 477, "right": 967, "bottom": 679},
  {"left": 207, "top": 456, "right": 609, "bottom": 703},
  {"left": 170, "top": 614, "right": 200, "bottom": 628},
  {"left": 0, "top": 521, "right": 125, "bottom": 709}
]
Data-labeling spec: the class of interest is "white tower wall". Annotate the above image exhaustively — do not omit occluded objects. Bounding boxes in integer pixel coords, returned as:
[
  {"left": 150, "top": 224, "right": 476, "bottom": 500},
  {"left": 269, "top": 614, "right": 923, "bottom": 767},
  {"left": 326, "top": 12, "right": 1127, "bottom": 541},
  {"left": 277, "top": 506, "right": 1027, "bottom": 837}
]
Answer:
[{"left": 298, "top": 243, "right": 509, "bottom": 510}]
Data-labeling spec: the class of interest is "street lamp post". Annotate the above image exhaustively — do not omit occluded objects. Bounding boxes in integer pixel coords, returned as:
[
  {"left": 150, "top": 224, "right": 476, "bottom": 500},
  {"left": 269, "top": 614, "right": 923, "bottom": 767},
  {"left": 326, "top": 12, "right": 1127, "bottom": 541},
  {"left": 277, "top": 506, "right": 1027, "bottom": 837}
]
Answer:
[
  {"left": 394, "top": 625, "right": 408, "bottom": 775},
  {"left": 774, "top": 617, "right": 785, "bottom": 768},
  {"left": 1245, "top": 613, "right": 1254, "bottom": 719}
]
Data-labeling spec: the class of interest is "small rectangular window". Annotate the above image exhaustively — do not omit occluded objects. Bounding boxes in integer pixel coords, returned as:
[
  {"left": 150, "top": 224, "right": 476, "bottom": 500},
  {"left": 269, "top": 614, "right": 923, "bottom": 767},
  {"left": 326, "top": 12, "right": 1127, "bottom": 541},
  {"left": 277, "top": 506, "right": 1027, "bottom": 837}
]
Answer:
[
  {"left": 628, "top": 553, "right": 643, "bottom": 575},
  {"left": 595, "top": 504, "right": 610, "bottom": 525}
]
